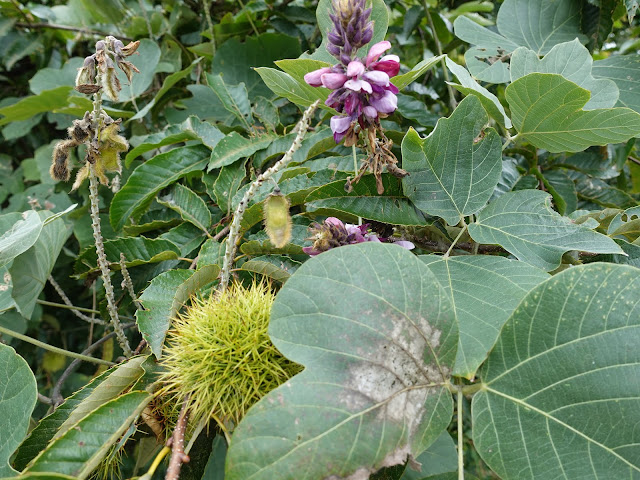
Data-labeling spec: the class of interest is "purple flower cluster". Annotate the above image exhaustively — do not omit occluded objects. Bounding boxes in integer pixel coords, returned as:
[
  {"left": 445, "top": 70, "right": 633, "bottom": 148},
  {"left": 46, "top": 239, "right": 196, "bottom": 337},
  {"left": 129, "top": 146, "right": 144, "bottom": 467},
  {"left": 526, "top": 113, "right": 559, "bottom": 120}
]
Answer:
[
  {"left": 303, "top": 217, "right": 414, "bottom": 256},
  {"left": 303, "top": 0, "right": 400, "bottom": 143}
]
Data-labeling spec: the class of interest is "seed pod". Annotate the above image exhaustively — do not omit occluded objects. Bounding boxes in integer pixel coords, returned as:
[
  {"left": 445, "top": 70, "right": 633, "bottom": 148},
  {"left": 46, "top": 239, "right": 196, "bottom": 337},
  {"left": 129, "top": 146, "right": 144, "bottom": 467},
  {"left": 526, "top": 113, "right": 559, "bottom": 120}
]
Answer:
[
  {"left": 100, "top": 57, "right": 120, "bottom": 101},
  {"left": 263, "top": 189, "right": 292, "bottom": 248},
  {"left": 50, "top": 140, "right": 74, "bottom": 181},
  {"left": 75, "top": 55, "right": 96, "bottom": 87}
]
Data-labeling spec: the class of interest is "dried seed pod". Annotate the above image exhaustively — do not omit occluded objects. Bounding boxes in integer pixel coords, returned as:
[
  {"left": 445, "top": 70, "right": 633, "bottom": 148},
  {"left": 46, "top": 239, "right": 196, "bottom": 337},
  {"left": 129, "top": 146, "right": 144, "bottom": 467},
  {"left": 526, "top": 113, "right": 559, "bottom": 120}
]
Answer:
[
  {"left": 75, "top": 55, "right": 96, "bottom": 87},
  {"left": 75, "top": 84, "right": 102, "bottom": 95},
  {"left": 100, "top": 57, "right": 120, "bottom": 101},
  {"left": 50, "top": 140, "right": 75, "bottom": 182},
  {"left": 263, "top": 188, "right": 292, "bottom": 248},
  {"left": 120, "top": 40, "right": 140, "bottom": 57}
]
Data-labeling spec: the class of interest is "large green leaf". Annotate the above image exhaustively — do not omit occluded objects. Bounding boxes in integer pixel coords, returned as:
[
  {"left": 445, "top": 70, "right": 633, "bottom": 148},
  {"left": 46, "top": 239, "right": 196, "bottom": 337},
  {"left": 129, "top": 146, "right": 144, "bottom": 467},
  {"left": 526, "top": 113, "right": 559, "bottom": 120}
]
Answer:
[
  {"left": 158, "top": 184, "right": 212, "bottom": 233},
  {"left": 505, "top": 73, "right": 640, "bottom": 153},
  {"left": 136, "top": 264, "right": 220, "bottom": 359},
  {"left": 113, "top": 39, "right": 160, "bottom": 103},
  {"left": 25, "top": 391, "right": 152, "bottom": 479},
  {"left": 12, "top": 369, "right": 114, "bottom": 471},
  {"left": 0, "top": 87, "right": 73, "bottom": 126},
  {"left": 54, "top": 356, "right": 147, "bottom": 440},
  {"left": 473, "top": 263, "right": 640, "bottom": 479},
  {"left": 510, "top": 39, "right": 619, "bottom": 110},
  {"left": 207, "top": 132, "right": 276, "bottom": 172},
  {"left": 309, "top": 0, "right": 389, "bottom": 64},
  {"left": 393, "top": 55, "right": 444, "bottom": 91},
  {"left": 254, "top": 67, "right": 329, "bottom": 109},
  {"left": 0, "top": 211, "right": 42, "bottom": 268},
  {"left": 420, "top": 256, "right": 549, "bottom": 379},
  {"left": 305, "top": 174, "right": 431, "bottom": 226},
  {"left": 226, "top": 243, "right": 458, "bottom": 480},
  {"left": 593, "top": 54, "right": 640, "bottom": 114},
  {"left": 468, "top": 190, "right": 623, "bottom": 271},
  {"left": 453, "top": 0, "right": 586, "bottom": 83},
  {"left": 213, "top": 33, "right": 302, "bottom": 99},
  {"left": 0, "top": 343, "right": 36, "bottom": 477},
  {"left": 401, "top": 95, "right": 502, "bottom": 225},
  {"left": 110, "top": 145, "right": 210, "bottom": 231},
  {"left": 74, "top": 236, "right": 180, "bottom": 277},
  {"left": 206, "top": 73, "right": 253, "bottom": 126}
]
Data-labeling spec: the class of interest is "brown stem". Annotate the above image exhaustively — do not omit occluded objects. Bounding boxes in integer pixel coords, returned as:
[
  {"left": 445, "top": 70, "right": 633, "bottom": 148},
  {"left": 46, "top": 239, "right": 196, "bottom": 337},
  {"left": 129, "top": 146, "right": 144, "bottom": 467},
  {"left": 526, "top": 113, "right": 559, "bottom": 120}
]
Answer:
[
  {"left": 14, "top": 22, "right": 132, "bottom": 40},
  {"left": 165, "top": 397, "right": 191, "bottom": 480}
]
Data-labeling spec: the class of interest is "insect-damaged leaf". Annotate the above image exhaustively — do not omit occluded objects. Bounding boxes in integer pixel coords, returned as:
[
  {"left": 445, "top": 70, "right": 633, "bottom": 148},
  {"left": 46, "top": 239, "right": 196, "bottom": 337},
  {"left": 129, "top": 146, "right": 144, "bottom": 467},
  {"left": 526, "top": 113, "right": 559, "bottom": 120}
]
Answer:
[{"left": 226, "top": 243, "right": 458, "bottom": 480}]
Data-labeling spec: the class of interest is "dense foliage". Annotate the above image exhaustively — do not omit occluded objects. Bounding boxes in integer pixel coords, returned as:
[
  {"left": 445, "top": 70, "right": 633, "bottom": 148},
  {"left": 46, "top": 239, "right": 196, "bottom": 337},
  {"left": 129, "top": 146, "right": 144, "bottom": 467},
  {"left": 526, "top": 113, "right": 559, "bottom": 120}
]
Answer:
[{"left": 1, "top": 0, "right": 640, "bottom": 479}]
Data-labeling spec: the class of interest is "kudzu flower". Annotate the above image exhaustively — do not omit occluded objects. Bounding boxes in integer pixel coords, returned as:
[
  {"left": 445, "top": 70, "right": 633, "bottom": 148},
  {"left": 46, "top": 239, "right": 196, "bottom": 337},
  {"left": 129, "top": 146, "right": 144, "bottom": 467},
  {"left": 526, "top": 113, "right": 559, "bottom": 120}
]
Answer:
[
  {"left": 303, "top": 0, "right": 406, "bottom": 193},
  {"left": 303, "top": 217, "right": 414, "bottom": 256}
]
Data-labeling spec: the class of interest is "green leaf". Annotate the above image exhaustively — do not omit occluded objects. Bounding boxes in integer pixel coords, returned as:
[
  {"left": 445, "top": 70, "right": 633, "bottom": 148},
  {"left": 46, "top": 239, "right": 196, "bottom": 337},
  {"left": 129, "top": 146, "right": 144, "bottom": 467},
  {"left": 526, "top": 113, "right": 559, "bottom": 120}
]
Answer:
[
  {"left": 252, "top": 126, "right": 334, "bottom": 168},
  {"left": 213, "top": 33, "right": 302, "bottom": 98},
  {"left": 110, "top": 145, "right": 210, "bottom": 231},
  {"left": 510, "top": 39, "right": 619, "bottom": 110},
  {"left": 506, "top": 73, "right": 640, "bottom": 153},
  {"left": 158, "top": 184, "right": 212, "bottom": 233},
  {"left": 113, "top": 39, "right": 161, "bottom": 103},
  {"left": 0, "top": 211, "right": 43, "bottom": 268},
  {"left": 399, "top": 432, "right": 458, "bottom": 479},
  {"left": 593, "top": 54, "right": 640, "bottom": 114},
  {"left": 241, "top": 255, "right": 301, "bottom": 283},
  {"left": 467, "top": 189, "right": 624, "bottom": 271},
  {"left": 254, "top": 67, "right": 330, "bottom": 109},
  {"left": 305, "top": 174, "right": 431, "bottom": 226},
  {"left": 544, "top": 169, "right": 578, "bottom": 215},
  {"left": 394, "top": 55, "right": 444, "bottom": 91},
  {"left": 626, "top": 0, "right": 639, "bottom": 21},
  {"left": 309, "top": 0, "right": 389, "bottom": 64},
  {"left": 445, "top": 57, "right": 511, "bottom": 128},
  {"left": 206, "top": 73, "right": 253, "bottom": 126},
  {"left": 25, "top": 391, "right": 152, "bottom": 479},
  {"left": 420, "top": 256, "right": 549, "bottom": 379},
  {"left": 207, "top": 132, "right": 276, "bottom": 172},
  {"left": 401, "top": 96, "right": 503, "bottom": 225},
  {"left": 129, "top": 57, "right": 203, "bottom": 121},
  {"left": 473, "top": 263, "right": 640, "bottom": 479},
  {"left": 226, "top": 243, "right": 457, "bottom": 480},
  {"left": 125, "top": 116, "right": 224, "bottom": 167},
  {"left": 0, "top": 343, "right": 36, "bottom": 477},
  {"left": 212, "top": 160, "right": 246, "bottom": 213},
  {"left": 608, "top": 206, "right": 640, "bottom": 241},
  {"left": 74, "top": 236, "right": 180, "bottom": 277},
  {"left": 573, "top": 173, "right": 637, "bottom": 209},
  {"left": 0, "top": 87, "right": 73, "bottom": 126},
  {"left": 12, "top": 369, "right": 114, "bottom": 471},
  {"left": 54, "top": 356, "right": 147, "bottom": 440},
  {"left": 136, "top": 265, "right": 220, "bottom": 359},
  {"left": 9, "top": 211, "right": 70, "bottom": 318},
  {"left": 453, "top": 0, "right": 586, "bottom": 83},
  {"left": 29, "top": 58, "right": 84, "bottom": 95}
]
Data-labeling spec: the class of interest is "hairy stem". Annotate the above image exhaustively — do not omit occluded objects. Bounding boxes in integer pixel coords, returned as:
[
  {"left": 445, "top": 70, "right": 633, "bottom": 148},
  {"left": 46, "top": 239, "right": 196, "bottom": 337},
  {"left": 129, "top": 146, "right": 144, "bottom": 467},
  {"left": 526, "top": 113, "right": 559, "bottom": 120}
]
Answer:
[
  {"left": 165, "top": 397, "right": 191, "bottom": 480},
  {"left": 120, "top": 253, "right": 142, "bottom": 310},
  {"left": 89, "top": 164, "right": 133, "bottom": 357},
  {"left": 48, "top": 275, "right": 106, "bottom": 325},
  {"left": 218, "top": 100, "right": 319, "bottom": 290}
]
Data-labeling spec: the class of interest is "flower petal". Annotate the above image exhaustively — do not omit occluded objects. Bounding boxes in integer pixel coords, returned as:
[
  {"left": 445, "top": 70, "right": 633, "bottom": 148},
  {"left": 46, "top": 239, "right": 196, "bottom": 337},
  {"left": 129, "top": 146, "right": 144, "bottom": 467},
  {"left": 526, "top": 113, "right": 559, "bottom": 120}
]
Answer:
[
  {"left": 363, "top": 70, "right": 390, "bottom": 86},
  {"left": 370, "top": 90, "right": 397, "bottom": 114},
  {"left": 346, "top": 60, "right": 365, "bottom": 77},
  {"left": 330, "top": 115, "right": 353, "bottom": 134},
  {"left": 371, "top": 58, "right": 400, "bottom": 77},
  {"left": 304, "top": 67, "right": 332, "bottom": 87},
  {"left": 325, "top": 217, "right": 345, "bottom": 227},
  {"left": 394, "top": 240, "right": 415, "bottom": 250},
  {"left": 363, "top": 105, "right": 378, "bottom": 118},
  {"left": 366, "top": 40, "right": 391, "bottom": 66},
  {"left": 321, "top": 73, "right": 348, "bottom": 89}
]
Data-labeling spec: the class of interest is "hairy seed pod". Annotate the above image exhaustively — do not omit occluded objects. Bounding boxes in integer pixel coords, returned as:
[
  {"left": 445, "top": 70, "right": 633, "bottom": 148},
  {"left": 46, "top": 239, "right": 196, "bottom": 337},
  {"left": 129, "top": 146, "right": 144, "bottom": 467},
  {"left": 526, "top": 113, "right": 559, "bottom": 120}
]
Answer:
[
  {"left": 50, "top": 140, "right": 74, "bottom": 181},
  {"left": 263, "top": 189, "right": 292, "bottom": 248},
  {"left": 101, "top": 58, "right": 120, "bottom": 101}
]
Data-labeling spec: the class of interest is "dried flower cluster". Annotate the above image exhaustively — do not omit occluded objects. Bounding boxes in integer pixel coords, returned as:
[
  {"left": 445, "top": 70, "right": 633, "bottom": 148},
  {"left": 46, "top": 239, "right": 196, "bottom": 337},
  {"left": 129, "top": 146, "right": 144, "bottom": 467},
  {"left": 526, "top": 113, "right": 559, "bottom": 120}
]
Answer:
[
  {"left": 50, "top": 36, "right": 139, "bottom": 189},
  {"left": 303, "top": 217, "right": 414, "bottom": 256},
  {"left": 304, "top": 0, "right": 406, "bottom": 193}
]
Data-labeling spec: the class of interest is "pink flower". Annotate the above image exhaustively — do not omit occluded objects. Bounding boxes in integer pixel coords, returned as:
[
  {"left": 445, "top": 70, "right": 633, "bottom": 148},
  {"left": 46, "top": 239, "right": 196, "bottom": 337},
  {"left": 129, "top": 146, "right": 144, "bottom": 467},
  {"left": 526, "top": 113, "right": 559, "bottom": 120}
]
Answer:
[
  {"left": 365, "top": 41, "right": 391, "bottom": 66},
  {"left": 303, "top": 67, "right": 331, "bottom": 87}
]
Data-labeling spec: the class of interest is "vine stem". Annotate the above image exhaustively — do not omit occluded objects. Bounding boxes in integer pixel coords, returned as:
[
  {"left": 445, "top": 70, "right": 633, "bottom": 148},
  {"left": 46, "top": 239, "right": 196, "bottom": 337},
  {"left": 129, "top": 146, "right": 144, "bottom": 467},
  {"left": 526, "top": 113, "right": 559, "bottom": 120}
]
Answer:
[
  {"left": 444, "top": 220, "right": 468, "bottom": 258},
  {"left": 218, "top": 100, "right": 319, "bottom": 291},
  {"left": 0, "top": 324, "right": 115, "bottom": 366},
  {"left": 48, "top": 275, "right": 106, "bottom": 325},
  {"left": 89, "top": 164, "right": 133, "bottom": 357},
  {"left": 424, "top": 5, "right": 456, "bottom": 110},
  {"left": 36, "top": 299, "right": 135, "bottom": 321},
  {"left": 457, "top": 384, "right": 464, "bottom": 480}
]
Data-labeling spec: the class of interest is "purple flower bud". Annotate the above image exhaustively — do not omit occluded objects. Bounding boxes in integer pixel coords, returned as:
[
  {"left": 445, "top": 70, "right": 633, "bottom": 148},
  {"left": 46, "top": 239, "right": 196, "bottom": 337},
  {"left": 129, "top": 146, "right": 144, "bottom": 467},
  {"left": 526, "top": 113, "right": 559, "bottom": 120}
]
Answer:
[
  {"left": 366, "top": 41, "right": 391, "bottom": 67},
  {"left": 363, "top": 106, "right": 378, "bottom": 119},
  {"left": 322, "top": 73, "right": 348, "bottom": 89},
  {"left": 361, "top": 27, "right": 373, "bottom": 45},
  {"left": 304, "top": 67, "right": 332, "bottom": 87},
  {"left": 328, "top": 31, "right": 344, "bottom": 46},
  {"left": 330, "top": 115, "right": 353, "bottom": 135}
]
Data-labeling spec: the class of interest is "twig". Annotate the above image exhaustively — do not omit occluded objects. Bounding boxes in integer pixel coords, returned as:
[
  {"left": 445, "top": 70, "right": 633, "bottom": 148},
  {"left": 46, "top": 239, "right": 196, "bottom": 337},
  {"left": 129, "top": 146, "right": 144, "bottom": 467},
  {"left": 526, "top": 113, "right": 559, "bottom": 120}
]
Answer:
[
  {"left": 628, "top": 155, "right": 640, "bottom": 167},
  {"left": 36, "top": 300, "right": 136, "bottom": 321},
  {"left": 38, "top": 393, "right": 54, "bottom": 405},
  {"left": 424, "top": 5, "right": 457, "bottom": 110},
  {"left": 51, "top": 322, "right": 137, "bottom": 406},
  {"left": 14, "top": 22, "right": 132, "bottom": 41},
  {"left": 0, "top": 324, "right": 115, "bottom": 366},
  {"left": 48, "top": 275, "right": 106, "bottom": 325},
  {"left": 218, "top": 100, "right": 319, "bottom": 290},
  {"left": 165, "top": 397, "right": 191, "bottom": 480},
  {"left": 120, "top": 253, "right": 143, "bottom": 310}
]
